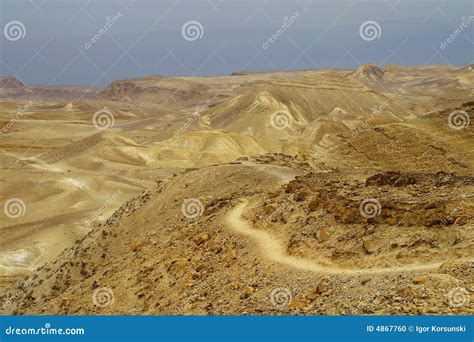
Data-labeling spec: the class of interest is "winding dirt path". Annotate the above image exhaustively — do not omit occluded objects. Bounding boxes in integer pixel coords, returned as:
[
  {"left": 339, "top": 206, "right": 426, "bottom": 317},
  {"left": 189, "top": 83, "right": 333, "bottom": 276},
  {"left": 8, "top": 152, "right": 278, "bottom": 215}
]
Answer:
[{"left": 226, "top": 200, "right": 470, "bottom": 275}]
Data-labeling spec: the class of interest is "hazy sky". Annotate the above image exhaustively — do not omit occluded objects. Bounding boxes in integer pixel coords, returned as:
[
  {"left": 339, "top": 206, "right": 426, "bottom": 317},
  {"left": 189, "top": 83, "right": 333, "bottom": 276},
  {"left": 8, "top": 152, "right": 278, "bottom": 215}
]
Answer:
[{"left": 0, "top": 0, "right": 473, "bottom": 86}]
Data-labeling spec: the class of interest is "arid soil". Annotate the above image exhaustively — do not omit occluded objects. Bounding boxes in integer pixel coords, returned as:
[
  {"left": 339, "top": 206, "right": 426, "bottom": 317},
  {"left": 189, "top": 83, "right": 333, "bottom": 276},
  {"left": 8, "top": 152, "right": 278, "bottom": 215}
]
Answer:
[{"left": 0, "top": 64, "right": 472, "bottom": 315}]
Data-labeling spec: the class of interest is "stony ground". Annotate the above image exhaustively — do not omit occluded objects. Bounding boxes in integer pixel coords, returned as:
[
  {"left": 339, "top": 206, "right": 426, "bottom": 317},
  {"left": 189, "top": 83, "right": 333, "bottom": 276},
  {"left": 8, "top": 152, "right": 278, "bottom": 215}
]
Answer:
[{"left": 1, "top": 155, "right": 472, "bottom": 315}]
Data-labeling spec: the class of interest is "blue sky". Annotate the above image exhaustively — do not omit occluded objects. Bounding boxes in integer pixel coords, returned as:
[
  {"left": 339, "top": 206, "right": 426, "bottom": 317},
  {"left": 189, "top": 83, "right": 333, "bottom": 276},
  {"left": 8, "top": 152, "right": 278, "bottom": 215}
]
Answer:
[{"left": 1, "top": 0, "right": 473, "bottom": 86}]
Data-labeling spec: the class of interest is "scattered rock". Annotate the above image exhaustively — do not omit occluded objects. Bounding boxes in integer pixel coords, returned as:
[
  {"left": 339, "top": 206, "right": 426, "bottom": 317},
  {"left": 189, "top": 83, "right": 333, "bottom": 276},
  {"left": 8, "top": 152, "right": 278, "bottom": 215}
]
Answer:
[
  {"left": 193, "top": 233, "right": 210, "bottom": 246},
  {"left": 316, "top": 228, "right": 330, "bottom": 242},
  {"left": 362, "top": 236, "right": 384, "bottom": 254},
  {"left": 436, "top": 229, "right": 460, "bottom": 247}
]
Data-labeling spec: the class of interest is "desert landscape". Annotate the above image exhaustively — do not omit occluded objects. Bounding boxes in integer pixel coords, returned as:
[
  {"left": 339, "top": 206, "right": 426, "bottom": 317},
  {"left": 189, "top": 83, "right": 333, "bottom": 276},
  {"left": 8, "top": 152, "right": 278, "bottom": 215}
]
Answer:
[{"left": 0, "top": 64, "right": 472, "bottom": 315}]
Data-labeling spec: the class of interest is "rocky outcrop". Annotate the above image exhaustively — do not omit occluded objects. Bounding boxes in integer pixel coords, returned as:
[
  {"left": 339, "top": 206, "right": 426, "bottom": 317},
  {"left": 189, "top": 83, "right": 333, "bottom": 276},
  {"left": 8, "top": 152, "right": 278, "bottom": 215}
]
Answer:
[
  {"left": 99, "top": 76, "right": 166, "bottom": 100},
  {"left": 0, "top": 77, "right": 25, "bottom": 89},
  {"left": 354, "top": 64, "right": 385, "bottom": 80},
  {"left": 0, "top": 76, "right": 99, "bottom": 99}
]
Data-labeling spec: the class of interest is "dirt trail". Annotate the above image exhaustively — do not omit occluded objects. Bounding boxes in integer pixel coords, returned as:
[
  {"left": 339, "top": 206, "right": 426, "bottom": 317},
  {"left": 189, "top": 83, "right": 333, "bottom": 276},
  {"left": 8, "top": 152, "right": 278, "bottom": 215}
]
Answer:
[{"left": 226, "top": 200, "right": 471, "bottom": 275}]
